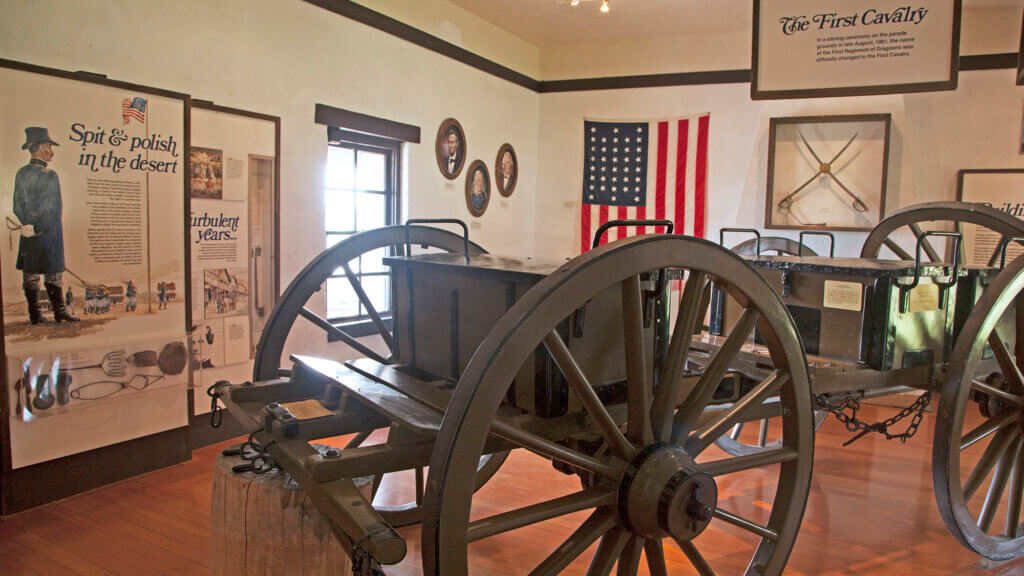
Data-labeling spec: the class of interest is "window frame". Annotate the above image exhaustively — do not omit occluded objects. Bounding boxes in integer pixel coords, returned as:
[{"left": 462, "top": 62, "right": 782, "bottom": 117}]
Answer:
[{"left": 325, "top": 130, "right": 402, "bottom": 335}]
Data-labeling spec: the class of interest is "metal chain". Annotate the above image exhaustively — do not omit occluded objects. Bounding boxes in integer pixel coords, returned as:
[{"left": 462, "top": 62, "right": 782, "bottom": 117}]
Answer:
[
  {"left": 351, "top": 529, "right": 387, "bottom": 576},
  {"left": 815, "top": 391, "right": 931, "bottom": 447}
]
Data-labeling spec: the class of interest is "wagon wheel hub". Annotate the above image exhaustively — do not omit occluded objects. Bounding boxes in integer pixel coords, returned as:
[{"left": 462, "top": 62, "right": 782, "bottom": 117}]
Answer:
[{"left": 618, "top": 442, "right": 718, "bottom": 541}]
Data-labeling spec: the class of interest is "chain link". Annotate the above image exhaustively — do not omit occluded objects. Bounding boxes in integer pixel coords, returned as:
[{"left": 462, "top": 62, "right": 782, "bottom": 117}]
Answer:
[{"left": 815, "top": 391, "right": 931, "bottom": 447}]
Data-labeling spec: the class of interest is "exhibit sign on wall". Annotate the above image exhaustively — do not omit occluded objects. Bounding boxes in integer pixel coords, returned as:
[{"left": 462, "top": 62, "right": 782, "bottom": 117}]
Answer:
[
  {"left": 752, "top": 0, "right": 961, "bottom": 99},
  {"left": 957, "top": 169, "right": 1024, "bottom": 266},
  {"left": 0, "top": 61, "right": 189, "bottom": 468},
  {"left": 189, "top": 104, "right": 278, "bottom": 414}
]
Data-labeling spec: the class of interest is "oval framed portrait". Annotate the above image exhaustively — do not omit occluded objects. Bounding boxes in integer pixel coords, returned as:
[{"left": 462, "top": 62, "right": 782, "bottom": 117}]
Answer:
[
  {"left": 494, "top": 143, "right": 517, "bottom": 197},
  {"left": 464, "top": 160, "right": 490, "bottom": 217},
  {"left": 435, "top": 118, "right": 466, "bottom": 180}
]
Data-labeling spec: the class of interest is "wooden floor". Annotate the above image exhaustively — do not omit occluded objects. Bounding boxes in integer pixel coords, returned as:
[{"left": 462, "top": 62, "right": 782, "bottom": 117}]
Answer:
[{"left": 4, "top": 403, "right": 1024, "bottom": 575}]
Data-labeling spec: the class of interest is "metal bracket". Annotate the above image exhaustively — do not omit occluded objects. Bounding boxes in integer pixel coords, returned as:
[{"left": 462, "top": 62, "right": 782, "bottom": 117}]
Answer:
[
  {"left": 895, "top": 231, "right": 962, "bottom": 313},
  {"left": 997, "top": 236, "right": 1024, "bottom": 270},
  {"left": 404, "top": 219, "right": 470, "bottom": 264},
  {"left": 719, "top": 228, "right": 761, "bottom": 255},
  {"left": 798, "top": 231, "right": 835, "bottom": 257},
  {"left": 262, "top": 402, "right": 299, "bottom": 438}
]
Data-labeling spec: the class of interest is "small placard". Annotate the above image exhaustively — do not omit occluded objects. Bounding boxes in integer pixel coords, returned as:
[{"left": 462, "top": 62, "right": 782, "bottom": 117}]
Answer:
[
  {"left": 443, "top": 182, "right": 455, "bottom": 192},
  {"left": 907, "top": 283, "right": 939, "bottom": 313},
  {"left": 563, "top": 200, "right": 578, "bottom": 208},
  {"left": 500, "top": 200, "right": 511, "bottom": 209},
  {"left": 280, "top": 399, "right": 332, "bottom": 420},
  {"left": 470, "top": 220, "right": 483, "bottom": 230},
  {"left": 823, "top": 280, "right": 863, "bottom": 311}
]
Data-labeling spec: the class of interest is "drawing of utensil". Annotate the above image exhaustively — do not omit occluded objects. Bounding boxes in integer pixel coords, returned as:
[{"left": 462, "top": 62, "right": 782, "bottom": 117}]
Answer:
[
  {"left": 14, "top": 378, "right": 22, "bottom": 417},
  {"left": 32, "top": 373, "right": 55, "bottom": 410},
  {"left": 64, "top": 349, "right": 128, "bottom": 377},
  {"left": 22, "top": 366, "right": 32, "bottom": 415}
]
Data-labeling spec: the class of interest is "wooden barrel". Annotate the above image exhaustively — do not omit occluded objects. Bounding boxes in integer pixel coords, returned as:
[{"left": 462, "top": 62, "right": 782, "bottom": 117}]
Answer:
[{"left": 210, "top": 445, "right": 370, "bottom": 575}]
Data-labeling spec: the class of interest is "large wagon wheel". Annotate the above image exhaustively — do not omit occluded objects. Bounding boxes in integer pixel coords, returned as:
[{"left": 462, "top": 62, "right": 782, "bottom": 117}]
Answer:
[
  {"left": 860, "top": 201, "right": 1024, "bottom": 264},
  {"left": 252, "top": 224, "right": 506, "bottom": 526},
  {"left": 934, "top": 254, "right": 1024, "bottom": 560},
  {"left": 715, "top": 237, "right": 826, "bottom": 457},
  {"left": 423, "top": 235, "right": 814, "bottom": 575}
]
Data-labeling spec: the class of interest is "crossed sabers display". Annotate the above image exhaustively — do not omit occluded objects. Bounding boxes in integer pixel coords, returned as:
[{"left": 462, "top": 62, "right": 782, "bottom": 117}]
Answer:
[{"left": 776, "top": 130, "right": 870, "bottom": 215}]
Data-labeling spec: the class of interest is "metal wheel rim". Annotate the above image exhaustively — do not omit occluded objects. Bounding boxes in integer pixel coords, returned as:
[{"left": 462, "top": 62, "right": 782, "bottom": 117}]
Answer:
[
  {"left": 934, "top": 253, "right": 1024, "bottom": 560},
  {"left": 423, "top": 235, "right": 814, "bottom": 575},
  {"left": 251, "top": 225, "right": 503, "bottom": 524},
  {"left": 860, "top": 201, "right": 1024, "bottom": 262}
]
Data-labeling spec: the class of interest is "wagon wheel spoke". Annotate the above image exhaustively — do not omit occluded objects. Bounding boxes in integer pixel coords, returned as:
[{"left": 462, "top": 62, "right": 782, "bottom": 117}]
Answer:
[
  {"left": 586, "top": 526, "right": 630, "bottom": 576},
  {"left": 1005, "top": 450, "right": 1024, "bottom": 538},
  {"left": 528, "top": 509, "right": 618, "bottom": 576},
  {"left": 713, "top": 507, "right": 779, "bottom": 541},
  {"left": 671, "top": 308, "right": 759, "bottom": 442},
  {"left": 298, "top": 307, "right": 389, "bottom": 365},
  {"left": 882, "top": 238, "right": 913, "bottom": 260},
  {"left": 979, "top": 436, "right": 1023, "bottom": 533},
  {"left": 414, "top": 466, "right": 424, "bottom": 505},
  {"left": 673, "top": 539, "right": 716, "bottom": 576},
  {"left": 616, "top": 536, "right": 643, "bottom": 576},
  {"left": 964, "top": 427, "right": 1020, "bottom": 500},
  {"left": 651, "top": 271, "right": 708, "bottom": 441},
  {"left": 643, "top": 539, "right": 668, "bottom": 576},
  {"left": 467, "top": 487, "right": 615, "bottom": 542},
  {"left": 686, "top": 371, "right": 787, "bottom": 455},
  {"left": 962, "top": 410, "right": 1018, "bottom": 450},
  {"left": 758, "top": 418, "right": 770, "bottom": 447},
  {"left": 698, "top": 447, "right": 800, "bottom": 477},
  {"left": 909, "top": 222, "right": 942, "bottom": 262},
  {"left": 342, "top": 262, "right": 393, "bottom": 352},
  {"left": 622, "top": 275, "right": 653, "bottom": 446},
  {"left": 729, "top": 422, "right": 744, "bottom": 440},
  {"left": 491, "top": 418, "right": 624, "bottom": 479},
  {"left": 988, "top": 331, "right": 1024, "bottom": 390},
  {"left": 544, "top": 331, "right": 634, "bottom": 460}
]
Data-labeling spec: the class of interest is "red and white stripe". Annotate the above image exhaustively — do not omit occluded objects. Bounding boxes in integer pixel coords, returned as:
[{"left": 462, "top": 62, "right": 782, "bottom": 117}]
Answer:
[
  {"left": 580, "top": 113, "right": 710, "bottom": 252},
  {"left": 122, "top": 98, "right": 145, "bottom": 125}
]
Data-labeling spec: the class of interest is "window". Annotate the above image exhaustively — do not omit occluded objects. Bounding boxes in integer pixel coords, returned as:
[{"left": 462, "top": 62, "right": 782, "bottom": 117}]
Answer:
[{"left": 324, "top": 135, "right": 400, "bottom": 327}]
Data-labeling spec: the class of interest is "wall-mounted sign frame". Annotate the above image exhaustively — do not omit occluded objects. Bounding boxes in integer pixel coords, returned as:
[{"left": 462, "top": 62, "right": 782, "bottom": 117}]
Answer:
[
  {"left": 1017, "top": 13, "right": 1024, "bottom": 86},
  {"left": 752, "top": 0, "right": 962, "bottom": 100},
  {"left": 188, "top": 101, "right": 280, "bottom": 417},
  {"left": 956, "top": 169, "right": 1024, "bottom": 266},
  {"left": 0, "top": 58, "right": 191, "bottom": 513}
]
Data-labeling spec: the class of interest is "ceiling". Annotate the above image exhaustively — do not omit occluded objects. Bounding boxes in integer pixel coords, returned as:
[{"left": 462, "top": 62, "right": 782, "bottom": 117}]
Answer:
[{"left": 450, "top": 0, "right": 1022, "bottom": 48}]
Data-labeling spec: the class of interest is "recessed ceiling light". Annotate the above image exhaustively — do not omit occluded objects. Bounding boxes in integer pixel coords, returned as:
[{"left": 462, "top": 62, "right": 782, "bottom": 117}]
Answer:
[
  {"left": 570, "top": 0, "right": 580, "bottom": 5},
  {"left": 600, "top": 0, "right": 610, "bottom": 13}
]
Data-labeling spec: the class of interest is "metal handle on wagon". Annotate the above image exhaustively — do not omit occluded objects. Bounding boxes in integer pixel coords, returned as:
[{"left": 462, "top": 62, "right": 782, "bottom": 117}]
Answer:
[
  {"left": 895, "top": 231, "right": 962, "bottom": 313},
  {"left": 719, "top": 228, "right": 761, "bottom": 255},
  {"left": 798, "top": 231, "right": 835, "bottom": 257},
  {"left": 997, "top": 236, "right": 1024, "bottom": 270},
  {"left": 591, "top": 219, "right": 673, "bottom": 249},
  {"left": 403, "top": 219, "right": 470, "bottom": 264}
]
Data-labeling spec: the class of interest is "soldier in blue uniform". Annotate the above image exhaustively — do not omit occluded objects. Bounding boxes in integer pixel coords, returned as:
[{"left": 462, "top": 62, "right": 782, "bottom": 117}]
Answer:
[{"left": 13, "top": 127, "right": 79, "bottom": 324}]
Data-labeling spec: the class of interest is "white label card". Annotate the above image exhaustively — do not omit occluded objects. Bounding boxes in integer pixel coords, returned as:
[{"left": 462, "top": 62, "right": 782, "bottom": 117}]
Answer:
[
  {"left": 907, "top": 283, "right": 939, "bottom": 313},
  {"left": 823, "top": 280, "right": 863, "bottom": 311},
  {"left": 280, "top": 399, "right": 332, "bottom": 420}
]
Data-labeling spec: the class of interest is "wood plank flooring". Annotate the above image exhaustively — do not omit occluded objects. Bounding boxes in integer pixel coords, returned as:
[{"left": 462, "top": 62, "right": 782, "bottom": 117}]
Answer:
[{"left": 3, "top": 403, "right": 1024, "bottom": 575}]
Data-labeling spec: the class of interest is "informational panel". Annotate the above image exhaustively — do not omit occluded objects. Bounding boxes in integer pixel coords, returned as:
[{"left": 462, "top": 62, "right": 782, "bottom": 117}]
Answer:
[
  {"left": 753, "top": 0, "right": 961, "bottom": 99},
  {"left": 957, "top": 170, "right": 1024, "bottom": 266},
  {"left": 189, "top": 105, "right": 277, "bottom": 414},
  {"left": 0, "top": 63, "right": 188, "bottom": 468}
]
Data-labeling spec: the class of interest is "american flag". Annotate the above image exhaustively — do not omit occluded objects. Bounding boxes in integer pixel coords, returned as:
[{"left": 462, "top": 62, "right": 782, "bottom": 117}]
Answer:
[
  {"left": 580, "top": 114, "right": 710, "bottom": 252},
  {"left": 122, "top": 97, "right": 147, "bottom": 125}
]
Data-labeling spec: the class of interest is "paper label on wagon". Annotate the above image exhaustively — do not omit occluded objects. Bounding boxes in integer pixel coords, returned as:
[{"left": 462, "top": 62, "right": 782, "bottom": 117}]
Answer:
[
  {"left": 280, "top": 399, "right": 332, "bottom": 420},
  {"left": 907, "top": 283, "right": 940, "bottom": 313},
  {"left": 823, "top": 280, "right": 862, "bottom": 312}
]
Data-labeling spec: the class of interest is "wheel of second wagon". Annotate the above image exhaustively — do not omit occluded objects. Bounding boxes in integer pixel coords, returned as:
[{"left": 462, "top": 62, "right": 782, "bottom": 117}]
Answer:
[
  {"left": 935, "top": 253, "right": 1024, "bottom": 560},
  {"left": 715, "top": 237, "right": 826, "bottom": 457},
  {"left": 251, "top": 224, "right": 505, "bottom": 527},
  {"left": 423, "top": 235, "right": 814, "bottom": 576}
]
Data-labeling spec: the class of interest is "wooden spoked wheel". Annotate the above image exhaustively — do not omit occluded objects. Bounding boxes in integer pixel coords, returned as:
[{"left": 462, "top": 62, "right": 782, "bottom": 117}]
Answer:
[
  {"left": 423, "top": 235, "right": 814, "bottom": 575},
  {"left": 251, "top": 225, "right": 505, "bottom": 527},
  {"left": 860, "top": 201, "right": 1024, "bottom": 263},
  {"left": 934, "top": 254, "right": 1024, "bottom": 560},
  {"left": 715, "top": 238, "right": 826, "bottom": 458}
]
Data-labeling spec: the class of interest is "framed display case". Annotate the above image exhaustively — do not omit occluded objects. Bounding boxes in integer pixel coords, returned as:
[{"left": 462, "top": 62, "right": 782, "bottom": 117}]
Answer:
[{"left": 766, "top": 114, "right": 891, "bottom": 231}]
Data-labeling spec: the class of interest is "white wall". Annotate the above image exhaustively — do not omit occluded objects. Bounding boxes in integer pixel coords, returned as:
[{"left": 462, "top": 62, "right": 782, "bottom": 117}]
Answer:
[
  {"left": 0, "top": 0, "right": 540, "bottom": 361},
  {"left": 535, "top": 69, "right": 1024, "bottom": 260}
]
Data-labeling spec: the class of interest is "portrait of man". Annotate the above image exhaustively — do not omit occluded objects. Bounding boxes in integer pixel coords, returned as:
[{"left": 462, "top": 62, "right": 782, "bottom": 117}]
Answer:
[
  {"left": 13, "top": 126, "right": 79, "bottom": 324},
  {"left": 464, "top": 160, "right": 490, "bottom": 217},
  {"left": 495, "top": 143, "right": 517, "bottom": 197},
  {"left": 435, "top": 118, "right": 466, "bottom": 179}
]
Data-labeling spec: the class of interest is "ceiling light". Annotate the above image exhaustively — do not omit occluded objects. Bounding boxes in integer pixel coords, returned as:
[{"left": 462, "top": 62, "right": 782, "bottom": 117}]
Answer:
[
  {"left": 600, "top": 0, "right": 609, "bottom": 13},
  {"left": 570, "top": 0, "right": 580, "bottom": 5}
]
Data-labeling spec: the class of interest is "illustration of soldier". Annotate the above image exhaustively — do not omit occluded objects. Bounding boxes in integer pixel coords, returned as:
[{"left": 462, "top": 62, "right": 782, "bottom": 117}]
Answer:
[
  {"left": 125, "top": 280, "right": 138, "bottom": 312},
  {"left": 157, "top": 281, "right": 167, "bottom": 310},
  {"left": 13, "top": 127, "right": 79, "bottom": 324}
]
